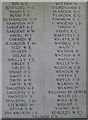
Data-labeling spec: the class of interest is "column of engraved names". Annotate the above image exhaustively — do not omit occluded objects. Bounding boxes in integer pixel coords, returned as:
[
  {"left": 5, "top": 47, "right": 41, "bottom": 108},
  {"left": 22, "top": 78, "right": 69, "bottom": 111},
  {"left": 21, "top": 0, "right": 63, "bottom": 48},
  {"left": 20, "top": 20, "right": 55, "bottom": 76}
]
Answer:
[
  {"left": 47, "top": 2, "right": 86, "bottom": 117},
  {"left": 2, "top": 2, "right": 43, "bottom": 118}
]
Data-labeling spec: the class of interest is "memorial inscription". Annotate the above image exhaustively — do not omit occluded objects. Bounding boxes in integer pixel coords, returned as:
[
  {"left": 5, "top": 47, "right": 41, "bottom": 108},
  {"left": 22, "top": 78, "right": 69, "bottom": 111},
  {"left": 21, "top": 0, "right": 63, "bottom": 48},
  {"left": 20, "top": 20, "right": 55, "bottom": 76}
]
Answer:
[{"left": 2, "top": 2, "right": 86, "bottom": 118}]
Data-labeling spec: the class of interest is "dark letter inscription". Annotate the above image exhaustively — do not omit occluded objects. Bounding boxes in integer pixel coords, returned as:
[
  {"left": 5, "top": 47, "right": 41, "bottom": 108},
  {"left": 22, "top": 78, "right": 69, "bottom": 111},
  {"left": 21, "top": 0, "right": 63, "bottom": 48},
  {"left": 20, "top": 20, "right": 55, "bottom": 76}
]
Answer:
[{"left": 2, "top": 2, "right": 86, "bottom": 118}]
